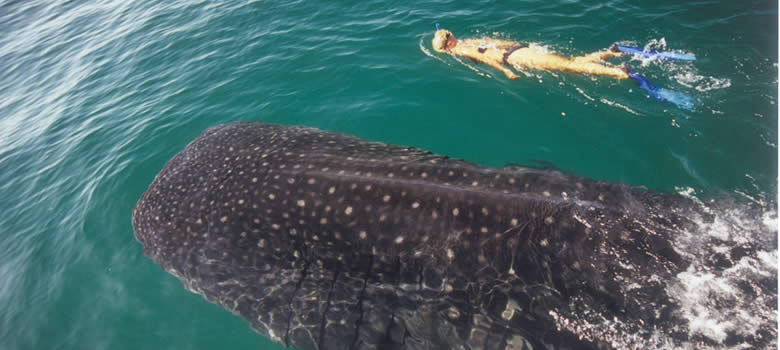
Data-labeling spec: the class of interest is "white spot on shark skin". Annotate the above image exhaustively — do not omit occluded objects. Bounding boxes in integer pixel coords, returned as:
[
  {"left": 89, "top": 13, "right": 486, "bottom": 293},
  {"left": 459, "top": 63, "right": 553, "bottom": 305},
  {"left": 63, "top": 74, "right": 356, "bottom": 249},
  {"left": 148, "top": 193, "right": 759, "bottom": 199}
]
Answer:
[
  {"left": 452, "top": 208, "right": 460, "bottom": 216},
  {"left": 359, "top": 231, "right": 367, "bottom": 239},
  {"left": 220, "top": 216, "right": 228, "bottom": 223},
  {"left": 328, "top": 186, "right": 336, "bottom": 194},
  {"left": 383, "top": 195, "right": 391, "bottom": 202},
  {"left": 395, "top": 236, "right": 404, "bottom": 244},
  {"left": 412, "top": 202, "right": 420, "bottom": 209},
  {"left": 572, "top": 214, "right": 592, "bottom": 228},
  {"left": 297, "top": 200, "right": 306, "bottom": 207},
  {"left": 446, "top": 305, "right": 460, "bottom": 319},
  {"left": 345, "top": 206, "right": 353, "bottom": 215},
  {"left": 502, "top": 299, "right": 521, "bottom": 320},
  {"left": 446, "top": 248, "right": 455, "bottom": 259},
  {"left": 511, "top": 218, "right": 519, "bottom": 226},
  {"left": 268, "top": 193, "right": 276, "bottom": 200}
]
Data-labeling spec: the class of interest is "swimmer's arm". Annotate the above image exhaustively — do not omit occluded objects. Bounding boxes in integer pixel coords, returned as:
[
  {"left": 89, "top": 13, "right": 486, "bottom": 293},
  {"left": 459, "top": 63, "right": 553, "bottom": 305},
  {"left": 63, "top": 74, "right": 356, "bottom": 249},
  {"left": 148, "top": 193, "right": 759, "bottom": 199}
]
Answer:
[
  {"left": 458, "top": 49, "right": 519, "bottom": 79},
  {"left": 485, "top": 59, "right": 519, "bottom": 79}
]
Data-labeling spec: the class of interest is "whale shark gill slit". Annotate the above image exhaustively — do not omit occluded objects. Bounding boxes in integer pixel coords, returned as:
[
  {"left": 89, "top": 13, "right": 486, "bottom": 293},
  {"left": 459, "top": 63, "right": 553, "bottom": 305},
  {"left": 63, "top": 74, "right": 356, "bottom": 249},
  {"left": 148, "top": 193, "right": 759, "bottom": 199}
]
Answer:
[{"left": 132, "top": 122, "right": 776, "bottom": 350}]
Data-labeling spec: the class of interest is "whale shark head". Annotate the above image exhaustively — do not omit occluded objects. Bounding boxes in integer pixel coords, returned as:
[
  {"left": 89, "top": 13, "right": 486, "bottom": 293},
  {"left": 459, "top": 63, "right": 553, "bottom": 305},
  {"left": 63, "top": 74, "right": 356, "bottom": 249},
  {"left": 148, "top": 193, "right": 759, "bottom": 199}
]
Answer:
[{"left": 133, "top": 122, "right": 777, "bottom": 350}]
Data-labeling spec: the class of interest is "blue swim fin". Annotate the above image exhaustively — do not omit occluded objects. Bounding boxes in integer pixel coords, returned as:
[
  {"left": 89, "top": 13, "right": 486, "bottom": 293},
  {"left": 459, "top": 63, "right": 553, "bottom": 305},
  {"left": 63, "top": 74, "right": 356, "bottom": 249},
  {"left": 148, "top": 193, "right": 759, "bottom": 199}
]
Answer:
[
  {"left": 617, "top": 44, "right": 696, "bottom": 61},
  {"left": 628, "top": 70, "right": 694, "bottom": 110}
]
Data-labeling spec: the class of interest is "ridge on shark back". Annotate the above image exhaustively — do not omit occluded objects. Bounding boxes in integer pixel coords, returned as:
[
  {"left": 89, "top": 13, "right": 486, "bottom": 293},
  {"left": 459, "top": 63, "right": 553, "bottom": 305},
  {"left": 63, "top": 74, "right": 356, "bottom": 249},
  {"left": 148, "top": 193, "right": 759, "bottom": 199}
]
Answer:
[{"left": 132, "top": 122, "right": 776, "bottom": 350}]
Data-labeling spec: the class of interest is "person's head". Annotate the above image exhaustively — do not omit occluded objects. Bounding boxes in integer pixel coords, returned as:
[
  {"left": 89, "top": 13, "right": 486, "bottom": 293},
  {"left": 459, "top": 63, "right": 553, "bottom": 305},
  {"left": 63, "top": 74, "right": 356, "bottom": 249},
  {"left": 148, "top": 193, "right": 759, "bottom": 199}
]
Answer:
[{"left": 432, "top": 29, "right": 456, "bottom": 53}]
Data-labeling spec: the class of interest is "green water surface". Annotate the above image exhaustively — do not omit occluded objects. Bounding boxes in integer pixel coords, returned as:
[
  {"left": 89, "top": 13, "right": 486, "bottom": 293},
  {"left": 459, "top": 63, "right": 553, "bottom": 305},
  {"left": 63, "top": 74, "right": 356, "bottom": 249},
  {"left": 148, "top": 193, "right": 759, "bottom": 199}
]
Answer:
[{"left": 0, "top": 0, "right": 776, "bottom": 349}]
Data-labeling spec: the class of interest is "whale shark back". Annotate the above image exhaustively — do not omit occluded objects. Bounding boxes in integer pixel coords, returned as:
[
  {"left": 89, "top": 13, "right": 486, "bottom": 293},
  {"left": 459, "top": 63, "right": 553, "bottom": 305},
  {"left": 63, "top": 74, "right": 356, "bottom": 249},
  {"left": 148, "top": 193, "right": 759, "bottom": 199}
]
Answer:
[{"left": 133, "top": 122, "right": 776, "bottom": 350}]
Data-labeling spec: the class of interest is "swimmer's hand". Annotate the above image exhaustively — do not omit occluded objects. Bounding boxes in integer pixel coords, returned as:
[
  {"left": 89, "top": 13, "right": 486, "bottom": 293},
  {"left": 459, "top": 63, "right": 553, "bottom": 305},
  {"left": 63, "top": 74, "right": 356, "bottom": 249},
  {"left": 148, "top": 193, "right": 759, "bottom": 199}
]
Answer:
[
  {"left": 505, "top": 71, "right": 520, "bottom": 80},
  {"left": 496, "top": 66, "right": 519, "bottom": 79}
]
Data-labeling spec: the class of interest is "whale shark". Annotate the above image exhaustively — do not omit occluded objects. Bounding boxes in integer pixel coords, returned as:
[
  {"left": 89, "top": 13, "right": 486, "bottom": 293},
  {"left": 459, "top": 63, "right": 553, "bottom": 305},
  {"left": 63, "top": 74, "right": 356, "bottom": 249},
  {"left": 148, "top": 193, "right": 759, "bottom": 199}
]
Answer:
[{"left": 132, "top": 122, "right": 776, "bottom": 350}]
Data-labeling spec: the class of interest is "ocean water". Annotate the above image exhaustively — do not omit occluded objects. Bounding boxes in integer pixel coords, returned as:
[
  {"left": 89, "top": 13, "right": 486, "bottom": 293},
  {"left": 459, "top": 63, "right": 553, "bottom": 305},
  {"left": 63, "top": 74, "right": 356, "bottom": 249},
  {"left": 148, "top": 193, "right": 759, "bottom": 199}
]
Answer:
[{"left": 0, "top": 0, "right": 777, "bottom": 349}]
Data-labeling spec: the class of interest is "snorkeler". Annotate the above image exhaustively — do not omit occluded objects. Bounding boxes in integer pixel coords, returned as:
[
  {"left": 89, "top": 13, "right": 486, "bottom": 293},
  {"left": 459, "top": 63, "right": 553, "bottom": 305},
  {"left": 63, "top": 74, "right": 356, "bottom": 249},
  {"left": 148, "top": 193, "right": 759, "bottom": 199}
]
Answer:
[
  {"left": 432, "top": 28, "right": 628, "bottom": 80},
  {"left": 432, "top": 27, "right": 696, "bottom": 110}
]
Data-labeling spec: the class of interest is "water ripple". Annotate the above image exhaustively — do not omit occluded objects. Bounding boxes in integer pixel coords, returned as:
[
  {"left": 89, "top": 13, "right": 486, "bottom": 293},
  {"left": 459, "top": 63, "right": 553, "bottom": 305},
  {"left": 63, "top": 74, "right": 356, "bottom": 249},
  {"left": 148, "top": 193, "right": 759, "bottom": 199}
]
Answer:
[{"left": 0, "top": 0, "right": 775, "bottom": 349}]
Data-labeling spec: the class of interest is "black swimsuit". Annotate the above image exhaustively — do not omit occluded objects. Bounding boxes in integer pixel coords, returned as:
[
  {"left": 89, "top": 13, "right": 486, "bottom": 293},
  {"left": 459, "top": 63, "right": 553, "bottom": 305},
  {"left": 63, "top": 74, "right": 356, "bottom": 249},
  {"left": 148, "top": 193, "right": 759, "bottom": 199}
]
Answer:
[{"left": 502, "top": 44, "right": 528, "bottom": 64}]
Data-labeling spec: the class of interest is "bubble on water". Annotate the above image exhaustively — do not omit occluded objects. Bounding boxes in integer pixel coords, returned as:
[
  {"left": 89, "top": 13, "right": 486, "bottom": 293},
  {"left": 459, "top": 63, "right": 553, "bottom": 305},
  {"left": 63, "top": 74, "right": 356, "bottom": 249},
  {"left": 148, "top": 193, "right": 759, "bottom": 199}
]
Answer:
[{"left": 667, "top": 191, "right": 777, "bottom": 348}]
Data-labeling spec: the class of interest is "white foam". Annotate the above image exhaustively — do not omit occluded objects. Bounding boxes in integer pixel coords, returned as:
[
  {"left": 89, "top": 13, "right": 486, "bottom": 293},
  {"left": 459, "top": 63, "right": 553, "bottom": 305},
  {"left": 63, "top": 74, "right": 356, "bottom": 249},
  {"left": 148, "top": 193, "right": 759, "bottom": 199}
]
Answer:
[
  {"left": 418, "top": 37, "right": 449, "bottom": 65},
  {"left": 666, "top": 194, "right": 777, "bottom": 348},
  {"left": 528, "top": 43, "right": 552, "bottom": 54},
  {"left": 762, "top": 211, "right": 778, "bottom": 231},
  {"left": 673, "top": 71, "right": 732, "bottom": 92},
  {"left": 599, "top": 98, "right": 640, "bottom": 115},
  {"left": 670, "top": 266, "right": 734, "bottom": 343},
  {"left": 575, "top": 87, "right": 595, "bottom": 102}
]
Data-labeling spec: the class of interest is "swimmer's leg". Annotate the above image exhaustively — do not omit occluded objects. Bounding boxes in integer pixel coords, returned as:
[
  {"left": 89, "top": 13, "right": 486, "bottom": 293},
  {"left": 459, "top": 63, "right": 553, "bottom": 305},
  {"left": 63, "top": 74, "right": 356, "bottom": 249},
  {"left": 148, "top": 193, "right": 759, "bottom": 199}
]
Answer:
[
  {"left": 575, "top": 49, "right": 623, "bottom": 63},
  {"left": 627, "top": 69, "right": 694, "bottom": 110},
  {"left": 564, "top": 60, "right": 629, "bottom": 79},
  {"left": 573, "top": 44, "right": 624, "bottom": 63}
]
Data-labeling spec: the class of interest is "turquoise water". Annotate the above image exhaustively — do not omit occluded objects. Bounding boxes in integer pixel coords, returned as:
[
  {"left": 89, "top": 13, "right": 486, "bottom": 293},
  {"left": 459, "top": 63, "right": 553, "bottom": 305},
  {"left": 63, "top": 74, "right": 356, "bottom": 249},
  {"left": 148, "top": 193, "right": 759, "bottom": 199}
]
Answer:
[{"left": 0, "top": 0, "right": 776, "bottom": 349}]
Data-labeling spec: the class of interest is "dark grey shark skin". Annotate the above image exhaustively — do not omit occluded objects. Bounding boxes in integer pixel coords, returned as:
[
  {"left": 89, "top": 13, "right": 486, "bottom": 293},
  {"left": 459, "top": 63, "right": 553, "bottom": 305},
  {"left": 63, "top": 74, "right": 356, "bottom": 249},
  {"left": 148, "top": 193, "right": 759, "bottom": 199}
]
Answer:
[{"left": 133, "top": 122, "right": 776, "bottom": 350}]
